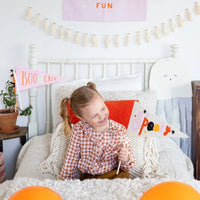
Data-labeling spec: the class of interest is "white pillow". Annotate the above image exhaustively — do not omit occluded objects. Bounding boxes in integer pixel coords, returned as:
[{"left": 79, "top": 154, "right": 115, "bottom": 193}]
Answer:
[
  {"left": 51, "top": 74, "right": 142, "bottom": 130},
  {"left": 39, "top": 123, "right": 71, "bottom": 178},
  {"left": 40, "top": 89, "right": 160, "bottom": 179}
]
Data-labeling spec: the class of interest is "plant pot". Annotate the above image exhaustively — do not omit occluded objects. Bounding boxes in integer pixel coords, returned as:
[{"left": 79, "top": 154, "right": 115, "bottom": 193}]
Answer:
[{"left": 0, "top": 109, "right": 19, "bottom": 134}]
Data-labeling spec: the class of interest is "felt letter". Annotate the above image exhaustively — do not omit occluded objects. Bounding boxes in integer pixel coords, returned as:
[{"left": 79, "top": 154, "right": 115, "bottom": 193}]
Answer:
[
  {"left": 132, "top": 111, "right": 143, "bottom": 131},
  {"left": 102, "top": 3, "right": 106, "bottom": 8},
  {"left": 28, "top": 73, "right": 33, "bottom": 85},
  {"left": 108, "top": 3, "right": 113, "bottom": 9},
  {"left": 154, "top": 124, "right": 160, "bottom": 132},
  {"left": 164, "top": 125, "right": 171, "bottom": 136},
  {"left": 22, "top": 71, "right": 27, "bottom": 86},
  {"left": 96, "top": 3, "right": 100, "bottom": 8},
  {"left": 138, "top": 117, "right": 149, "bottom": 135}
]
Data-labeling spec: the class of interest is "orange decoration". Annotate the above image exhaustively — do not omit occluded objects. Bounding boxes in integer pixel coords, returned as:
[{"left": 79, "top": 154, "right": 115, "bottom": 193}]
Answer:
[
  {"left": 8, "top": 186, "right": 62, "bottom": 200},
  {"left": 140, "top": 181, "right": 200, "bottom": 200}
]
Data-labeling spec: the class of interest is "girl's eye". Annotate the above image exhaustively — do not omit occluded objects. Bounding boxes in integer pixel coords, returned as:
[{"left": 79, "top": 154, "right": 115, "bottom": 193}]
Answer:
[
  {"left": 101, "top": 107, "right": 105, "bottom": 111},
  {"left": 163, "top": 74, "right": 167, "bottom": 78},
  {"left": 92, "top": 114, "right": 97, "bottom": 119}
]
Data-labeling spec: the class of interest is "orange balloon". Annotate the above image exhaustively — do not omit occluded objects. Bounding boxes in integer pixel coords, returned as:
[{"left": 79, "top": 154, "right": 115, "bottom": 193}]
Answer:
[
  {"left": 8, "top": 186, "right": 63, "bottom": 200},
  {"left": 140, "top": 181, "right": 200, "bottom": 200}
]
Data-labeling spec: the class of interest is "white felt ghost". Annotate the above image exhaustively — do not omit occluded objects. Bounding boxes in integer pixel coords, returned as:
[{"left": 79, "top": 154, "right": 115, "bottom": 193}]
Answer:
[{"left": 149, "top": 57, "right": 192, "bottom": 100}]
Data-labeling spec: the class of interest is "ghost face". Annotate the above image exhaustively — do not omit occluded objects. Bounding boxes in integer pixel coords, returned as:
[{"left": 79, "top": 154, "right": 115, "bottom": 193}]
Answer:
[{"left": 149, "top": 58, "right": 191, "bottom": 99}]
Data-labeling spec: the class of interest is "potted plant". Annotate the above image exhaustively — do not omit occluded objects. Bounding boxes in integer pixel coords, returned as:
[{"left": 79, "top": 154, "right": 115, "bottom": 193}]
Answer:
[{"left": 0, "top": 80, "right": 32, "bottom": 134}]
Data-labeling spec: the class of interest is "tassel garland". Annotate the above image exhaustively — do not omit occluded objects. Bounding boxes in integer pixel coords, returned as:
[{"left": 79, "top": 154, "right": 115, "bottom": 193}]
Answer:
[
  {"left": 66, "top": 29, "right": 72, "bottom": 41},
  {"left": 74, "top": 32, "right": 81, "bottom": 44},
  {"left": 136, "top": 31, "right": 142, "bottom": 45},
  {"left": 125, "top": 33, "right": 131, "bottom": 46},
  {"left": 59, "top": 26, "right": 64, "bottom": 39},
  {"left": 194, "top": 2, "right": 200, "bottom": 15},
  {"left": 105, "top": 35, "right": 110, "bottom": 48},
  {"left": 154, "top": 26, "right": 161, "bottom": 39},
  {"left": 25, "top": 1, "right": 200, "bottom": 48},
  {"left": 177, "top": 15, "right": 184, "bottom": 27},
  {"left": 50, "top": 22, "right": 56, "bottom": 36},
  {"left": 144, "top": 29, "right": 150, "bottom": 42},
  {"left": 83, "top": 33, "right": 89, "bottom": 47},
  {"left": 169, "top": 19, "right": 176, "bottom": 32},
  {"left": 34, "top": 13, "right": 41, "bottom": 25},
  {"left": 162, "top": 23, "right": 169, "bottom": 35},
  {"left": 114, "top": 34, "right": 120, "bottom": 47},
  {"left": 25, "top": 7, "right": 32, "bottom": 20},
  {"left": 186, "top": 9, "right": 192, "bottom": 21},
  {"left": 92, "top": 34, "right": 98, "bottom": 47},
  {"left": 43, "top": 18, "right": 48, "bottom": 31}
]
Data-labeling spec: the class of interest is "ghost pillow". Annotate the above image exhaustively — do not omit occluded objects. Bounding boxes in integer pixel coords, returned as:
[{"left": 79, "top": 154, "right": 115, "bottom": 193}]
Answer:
[
  {"left": 127, "top": 101, "right": 188, "bottom": 138},
  {"left": 149, "top": 57, "right": 192, "bottom": 100}
]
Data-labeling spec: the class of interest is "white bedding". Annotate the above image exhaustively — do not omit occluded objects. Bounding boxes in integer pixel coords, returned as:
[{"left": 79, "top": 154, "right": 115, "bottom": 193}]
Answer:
[{"left": 14, "top": 134, "right": 55, "bottom": 180}]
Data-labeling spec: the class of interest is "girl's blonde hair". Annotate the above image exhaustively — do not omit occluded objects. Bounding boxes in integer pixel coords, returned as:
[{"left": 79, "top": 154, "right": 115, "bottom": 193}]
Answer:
[{"left": 60, "top": 82, "right": 100, "bottom": 136}]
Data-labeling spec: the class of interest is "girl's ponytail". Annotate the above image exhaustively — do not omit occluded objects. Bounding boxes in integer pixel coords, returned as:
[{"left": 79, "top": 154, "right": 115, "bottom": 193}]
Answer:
[
  {"left": 60, "top": 97, "right": 71, "bottom": 137},
  {"left": 87, "top": 82, "right": 96, "bottom": 90}
]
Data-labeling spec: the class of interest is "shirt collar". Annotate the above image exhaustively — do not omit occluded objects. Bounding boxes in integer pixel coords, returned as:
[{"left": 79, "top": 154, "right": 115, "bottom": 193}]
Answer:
[{"left": 82, "top": 119, "right": 123, "bottom": 140}]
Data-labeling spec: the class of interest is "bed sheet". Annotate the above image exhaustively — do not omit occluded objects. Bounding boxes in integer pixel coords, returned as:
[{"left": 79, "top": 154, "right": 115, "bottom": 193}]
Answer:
[
  {"left": 14, "top": 134, "right": 55, "bottom": 180},
  {"left": 14, "top": 134, "right": 194, "bottom": 181}
]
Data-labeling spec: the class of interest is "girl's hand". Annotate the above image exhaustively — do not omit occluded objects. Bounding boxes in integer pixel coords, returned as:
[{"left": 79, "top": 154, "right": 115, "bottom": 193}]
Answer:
[{"left": 118, "top": 147, "right": 129, "bottom": 164}]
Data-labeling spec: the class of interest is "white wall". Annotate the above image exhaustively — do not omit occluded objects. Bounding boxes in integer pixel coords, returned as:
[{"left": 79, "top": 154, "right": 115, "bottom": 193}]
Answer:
[{"left": 1, "top": 0, "right": 200, "bottom": 179}]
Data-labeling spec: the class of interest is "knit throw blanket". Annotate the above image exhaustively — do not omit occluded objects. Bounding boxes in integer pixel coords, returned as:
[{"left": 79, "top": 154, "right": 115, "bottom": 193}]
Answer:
[{"left": 1, "top": 177, "right": 200, "bottom": 200}]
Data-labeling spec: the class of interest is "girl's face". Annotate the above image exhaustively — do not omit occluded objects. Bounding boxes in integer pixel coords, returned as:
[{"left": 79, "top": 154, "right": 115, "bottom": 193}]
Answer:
[{"left": 79, "top": 94, "right": 109, "bottom": 132}]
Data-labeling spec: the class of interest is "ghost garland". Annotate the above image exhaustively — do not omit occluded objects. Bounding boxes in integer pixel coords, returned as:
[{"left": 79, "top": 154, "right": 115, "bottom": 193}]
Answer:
[{"left": 25, "top": 2, "right": 200, "bottom": 48}]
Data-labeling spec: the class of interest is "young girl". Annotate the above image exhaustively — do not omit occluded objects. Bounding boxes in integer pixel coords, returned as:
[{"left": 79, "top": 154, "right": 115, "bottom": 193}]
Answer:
[{"left": 59, "top": 82, "right": 135, "bottom": 180}]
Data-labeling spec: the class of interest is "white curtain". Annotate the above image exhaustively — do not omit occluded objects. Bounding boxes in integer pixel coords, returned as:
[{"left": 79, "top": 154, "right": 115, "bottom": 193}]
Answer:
[{"left": 156, "top": 97, "right": 192, "bottom": 158}]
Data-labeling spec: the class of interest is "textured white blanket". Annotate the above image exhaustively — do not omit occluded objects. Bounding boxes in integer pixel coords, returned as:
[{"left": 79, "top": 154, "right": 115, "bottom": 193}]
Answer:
[{"left": 1, "top": 177, "right": 200, "bottom": 200}]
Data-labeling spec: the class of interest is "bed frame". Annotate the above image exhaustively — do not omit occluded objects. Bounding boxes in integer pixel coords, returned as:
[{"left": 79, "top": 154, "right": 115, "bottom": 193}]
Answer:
[
  {"left": 28, "top": 44, "right": 179, "bottom": 138},
  {"left": 27, "top": 43, "right": 200, "bottom": 179}
]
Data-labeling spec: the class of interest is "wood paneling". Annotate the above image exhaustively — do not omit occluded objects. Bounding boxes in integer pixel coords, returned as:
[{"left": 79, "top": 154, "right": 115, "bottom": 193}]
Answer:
[{"left": 192, "top": 81, "right": 200, "bottom": 179}]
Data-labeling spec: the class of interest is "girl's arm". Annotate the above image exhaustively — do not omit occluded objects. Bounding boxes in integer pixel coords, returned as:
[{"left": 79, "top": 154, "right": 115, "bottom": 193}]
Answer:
[{"left": 59, "top": 127, "right": 81, "bottom": 180}]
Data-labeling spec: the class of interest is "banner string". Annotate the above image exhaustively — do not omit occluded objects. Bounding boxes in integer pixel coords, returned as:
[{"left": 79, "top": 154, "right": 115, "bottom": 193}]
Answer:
[{"left": 24, "top": 2, "right": 200, "bottom": 48}]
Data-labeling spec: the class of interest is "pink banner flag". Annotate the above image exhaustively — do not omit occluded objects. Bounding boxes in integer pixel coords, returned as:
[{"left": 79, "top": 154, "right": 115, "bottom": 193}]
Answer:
[
  {"left": 15, "top": 67, "right": 67, "bottom": 91},
  {"left": 63, "top": 0, "right": 146, "bottom": 22}
]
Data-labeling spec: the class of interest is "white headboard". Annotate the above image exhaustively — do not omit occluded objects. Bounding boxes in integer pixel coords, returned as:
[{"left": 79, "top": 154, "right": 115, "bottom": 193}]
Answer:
[{"left": 28, "top": 44, "right": 179, "bottom": 138}]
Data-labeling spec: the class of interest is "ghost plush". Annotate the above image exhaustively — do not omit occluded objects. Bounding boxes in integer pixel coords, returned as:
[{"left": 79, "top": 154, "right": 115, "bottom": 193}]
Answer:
[{"left": 149, "top": 57, "right": 192, "bottom": 100}]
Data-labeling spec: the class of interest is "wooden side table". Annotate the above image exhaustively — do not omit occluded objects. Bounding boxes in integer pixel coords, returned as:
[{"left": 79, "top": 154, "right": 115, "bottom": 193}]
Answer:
[{"left": 0, "top": 127, "right": 28, "bottom": 152}]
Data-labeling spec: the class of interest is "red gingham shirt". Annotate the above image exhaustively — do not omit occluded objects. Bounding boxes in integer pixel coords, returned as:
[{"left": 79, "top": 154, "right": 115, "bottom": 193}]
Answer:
[{"left": 59, "top": 119, "right": 135, "bottom": 180}]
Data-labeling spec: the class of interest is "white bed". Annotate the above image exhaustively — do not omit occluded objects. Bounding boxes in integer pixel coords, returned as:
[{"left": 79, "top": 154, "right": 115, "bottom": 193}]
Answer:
[{"left": 0, "top": 44, "right": 199, "bottom": 200}]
